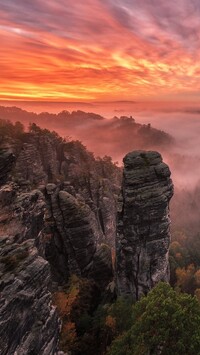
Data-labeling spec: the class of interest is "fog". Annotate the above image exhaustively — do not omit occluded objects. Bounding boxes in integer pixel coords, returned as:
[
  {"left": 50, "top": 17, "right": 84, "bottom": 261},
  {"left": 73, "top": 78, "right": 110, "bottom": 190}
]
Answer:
[
  {"left": 132, "top": 110, "right": 200, "bottom": 188},
  {"left": 1, "top": 101, "right": 200, "bottom": 190},
  {"left": 1, "top": 101, "right": 200, "bottom": 239}
]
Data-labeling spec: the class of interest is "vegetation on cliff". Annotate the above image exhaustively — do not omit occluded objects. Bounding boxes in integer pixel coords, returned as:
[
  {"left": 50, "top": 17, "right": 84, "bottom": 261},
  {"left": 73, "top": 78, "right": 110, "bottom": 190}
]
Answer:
[
  {"left": 108, "top": 283, "right": 200, "bottom": 355},
  {"left": 53, "top": 280, "right": 200, "bottom": 355}
]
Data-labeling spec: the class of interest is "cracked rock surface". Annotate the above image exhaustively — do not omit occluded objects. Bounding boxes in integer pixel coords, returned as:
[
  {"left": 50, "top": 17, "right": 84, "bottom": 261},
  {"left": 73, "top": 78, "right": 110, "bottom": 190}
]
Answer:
[
  {"left": 0, "top": 236, "right": 60, "bottom": 355},
  {"left": 116, "top": 150, "right": 174, "bottom": 300}
]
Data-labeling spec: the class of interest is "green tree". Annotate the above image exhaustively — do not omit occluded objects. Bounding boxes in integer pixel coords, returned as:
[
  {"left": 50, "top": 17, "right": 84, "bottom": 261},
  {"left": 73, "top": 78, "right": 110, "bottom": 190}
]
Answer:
[{"left": 108, "top": 283, "right": 200, "bottom": 355}]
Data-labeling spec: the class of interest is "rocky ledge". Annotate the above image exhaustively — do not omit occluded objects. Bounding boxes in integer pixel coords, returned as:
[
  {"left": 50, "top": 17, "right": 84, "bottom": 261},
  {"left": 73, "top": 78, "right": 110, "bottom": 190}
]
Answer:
[{"left": 116, "top": 151, "right": 174, "bottom": 300}]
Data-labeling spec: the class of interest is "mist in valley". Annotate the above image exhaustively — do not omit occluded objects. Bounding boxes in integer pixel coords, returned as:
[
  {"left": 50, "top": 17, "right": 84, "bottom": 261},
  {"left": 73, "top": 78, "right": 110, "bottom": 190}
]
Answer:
[{"left": 1, "top": 102, "right": 200, "bottom": 245}]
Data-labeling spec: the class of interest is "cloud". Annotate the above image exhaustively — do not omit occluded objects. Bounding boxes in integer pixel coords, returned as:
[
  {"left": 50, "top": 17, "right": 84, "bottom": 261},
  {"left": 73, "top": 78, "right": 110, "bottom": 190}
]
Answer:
[{"left": 1, "top": 0, "right": 200, "bottom": 101}]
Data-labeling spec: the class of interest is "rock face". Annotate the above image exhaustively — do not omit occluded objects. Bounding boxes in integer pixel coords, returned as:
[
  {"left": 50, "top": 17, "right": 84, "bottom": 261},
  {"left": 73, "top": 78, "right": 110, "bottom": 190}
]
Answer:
[
  {"left": 41, "top": 185, "right": 113, "bottom": 288},
  {"left": 0, "top": 125, "right": 120, "bottom": 353},
  {"left": 0, "top": 236, "right": 60, "bottom": 355},
  {"left": 116, "top": 151, "right": 174, "bottom": 300},
  {"left": 3, "top": 132, "right": 120, "bottom": 249},
  {"left": 0, "top": 124, "right": 120, "bottom": 354},
  {"left": 0, "top": 132, "right": 118, "bottom": 290}
]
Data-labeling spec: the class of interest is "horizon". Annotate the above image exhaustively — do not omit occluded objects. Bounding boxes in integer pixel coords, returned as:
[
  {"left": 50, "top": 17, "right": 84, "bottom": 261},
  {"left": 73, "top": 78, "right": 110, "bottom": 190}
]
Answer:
[{"left": 1, "top": 99, "right": 200, "bottom": 115}]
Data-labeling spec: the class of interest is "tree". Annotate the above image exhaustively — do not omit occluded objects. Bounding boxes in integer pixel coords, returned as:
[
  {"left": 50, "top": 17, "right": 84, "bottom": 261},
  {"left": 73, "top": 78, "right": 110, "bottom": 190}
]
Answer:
[
  {"left": 0, "top": 119, "right": 24, "bottom": 142},
  {"left": 108, "top": 283, "right": 200, "bottom": 355},
  {"left": 175, "top": 264, "right": 200, "bottom": 295},
  {"left": 29, "top": 122, "right": 42, "bottom": 133},
  {"left": 14, "top": 121, "right": 24, "bottom": 137}
]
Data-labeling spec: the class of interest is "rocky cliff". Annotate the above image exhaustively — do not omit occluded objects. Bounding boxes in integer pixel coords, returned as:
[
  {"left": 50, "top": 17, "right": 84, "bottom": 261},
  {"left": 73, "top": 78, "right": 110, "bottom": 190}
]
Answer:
[
  {"left": 0, "top": 124, "right": 120, "bottom": 285},
  {"left": 0, "top": 122, "right": 120, "bottom": 354},
  {"left": 116, "top": 151, "right": 174, "bottom": 300},
  {"left": 0, "top": 119, "right": 176, "bottom": 353},
  {"left": 0, "top": 236, "right": 60, "bottom": 355}
]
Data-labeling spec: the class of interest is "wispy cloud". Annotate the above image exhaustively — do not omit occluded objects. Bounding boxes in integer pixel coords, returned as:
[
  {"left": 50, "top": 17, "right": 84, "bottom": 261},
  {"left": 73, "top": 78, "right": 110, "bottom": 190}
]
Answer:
[{"left": 0, "top": 0, "right": 200, "bottom": 101}]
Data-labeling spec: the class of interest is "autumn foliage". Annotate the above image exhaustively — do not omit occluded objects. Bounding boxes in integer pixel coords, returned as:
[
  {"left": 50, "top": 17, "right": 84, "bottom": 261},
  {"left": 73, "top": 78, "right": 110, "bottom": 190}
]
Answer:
[{"left": 53, "top": 275, "right": 100, "bottom": 353}]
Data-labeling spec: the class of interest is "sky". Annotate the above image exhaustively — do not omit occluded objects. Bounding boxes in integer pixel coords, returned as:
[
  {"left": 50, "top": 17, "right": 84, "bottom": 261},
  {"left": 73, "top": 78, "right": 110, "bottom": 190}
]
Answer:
[{"left": 1, "top": 0, "right": 200, "bottom": 102}]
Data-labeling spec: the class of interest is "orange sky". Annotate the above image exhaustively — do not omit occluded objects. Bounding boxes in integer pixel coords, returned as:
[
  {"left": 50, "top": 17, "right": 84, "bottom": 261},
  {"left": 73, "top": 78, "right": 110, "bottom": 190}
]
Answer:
[{"left": 1, "top": 0, "right": 200, "bottom": 102}]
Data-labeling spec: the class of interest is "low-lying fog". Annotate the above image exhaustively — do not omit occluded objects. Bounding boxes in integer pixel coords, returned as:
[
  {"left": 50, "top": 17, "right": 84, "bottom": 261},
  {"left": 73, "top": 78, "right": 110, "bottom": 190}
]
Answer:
[
  {"left": 1, "top": 100, "right": 200, "bottom": 238},
  {"left": 2, "top": 100, "right": 200, "bottom": 189}
]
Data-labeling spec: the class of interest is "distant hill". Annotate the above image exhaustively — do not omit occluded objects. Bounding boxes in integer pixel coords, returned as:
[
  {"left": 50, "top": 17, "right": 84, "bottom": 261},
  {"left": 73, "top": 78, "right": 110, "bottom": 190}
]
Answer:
[{"left": 0, "top": 106, "right": 174, "bottom": 161}]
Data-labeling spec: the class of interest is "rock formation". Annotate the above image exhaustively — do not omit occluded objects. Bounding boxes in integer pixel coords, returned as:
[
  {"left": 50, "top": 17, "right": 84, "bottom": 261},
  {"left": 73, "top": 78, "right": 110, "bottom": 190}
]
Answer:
[
  {"left": 0, "top": 126, "right": 119, "bottom": 354},
  {"left": 116, "top": 151, "right": 174, "bottom": 300},
  {"left": 0, "top": 236, "right": 60, "bottom": 355},
  {"left": 0, "top": 120, "right": 177, "bottom": 353},
  {"left": 0, "top": 128, "right": 118, "bottom": 289},
  {"left": 40, "top": 185, "right": 113, "bottom": 288}
]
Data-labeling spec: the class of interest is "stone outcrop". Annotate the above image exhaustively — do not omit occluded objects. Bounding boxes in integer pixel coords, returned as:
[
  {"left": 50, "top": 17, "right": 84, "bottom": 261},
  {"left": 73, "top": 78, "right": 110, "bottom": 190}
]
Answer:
[
  {"left": 41, "top": 185, "right": 113, "bottom": 289},
  {"left": 0, "top": 184, "right": 46, "bottom": 242},
  {"left": 0, "top": 131, "right": 119, "bottom": 289},
  {"left": 5, "top": 132, "right": 120, "bottom": 249},
  {"left": 116, "top": 151, "right": 174, "bottom": 300},
  {"left": 0, "top": 236, "right": 60, "bottom": 355},
  {"left": 0, "top": 127, "right": 119, "bottom": 353}
]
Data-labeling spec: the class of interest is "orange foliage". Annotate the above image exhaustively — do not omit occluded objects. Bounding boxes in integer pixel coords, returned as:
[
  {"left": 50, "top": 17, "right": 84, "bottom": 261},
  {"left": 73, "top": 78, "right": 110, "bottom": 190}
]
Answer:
[
  {"left": 175, "top": 252, "right": 182, "bottom": 260},
  {"left": 53, "top": 289, "right": 79, "bottom": 318},
  {"left": 53, "top": 275, "right": 97, "bottom": 353},
  {"left": 60, "top": 321, "right": 77, "bottom": 349},
  {"left": 105, "top": 315, "right": 116, "bottom": 331},
  {"left": 176, "top": 264, "right": 195, "bottom": 283},
  {"left": 176, "top": 264, "right": 196, "bottom": 294},
  {"left": 53, "top": 279, "right": 80, "bottom": 352}
]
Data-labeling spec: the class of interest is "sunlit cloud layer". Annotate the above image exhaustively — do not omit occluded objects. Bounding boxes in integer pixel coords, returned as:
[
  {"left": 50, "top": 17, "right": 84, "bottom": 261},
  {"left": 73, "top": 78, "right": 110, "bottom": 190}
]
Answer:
[{"left": 0, "top": 0, "right": 200, "bottom": 101}]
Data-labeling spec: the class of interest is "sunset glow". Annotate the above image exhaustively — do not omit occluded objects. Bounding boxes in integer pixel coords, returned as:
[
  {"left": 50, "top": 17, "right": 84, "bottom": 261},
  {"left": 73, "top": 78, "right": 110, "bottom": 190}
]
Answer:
[{"left": 1, "top": 0, "right": 200, "bottom": 102}]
